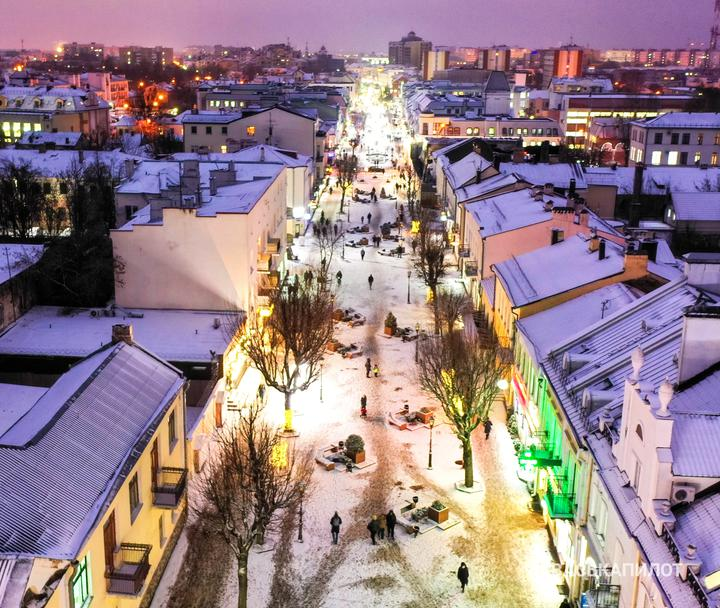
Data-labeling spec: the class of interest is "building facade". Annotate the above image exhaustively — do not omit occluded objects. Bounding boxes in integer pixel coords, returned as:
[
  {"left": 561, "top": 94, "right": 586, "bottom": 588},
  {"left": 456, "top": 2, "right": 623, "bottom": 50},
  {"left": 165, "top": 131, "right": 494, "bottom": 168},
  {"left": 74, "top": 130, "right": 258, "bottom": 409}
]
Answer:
[{"left": 388, "top": 31, "right": 432, "bottom": 69}]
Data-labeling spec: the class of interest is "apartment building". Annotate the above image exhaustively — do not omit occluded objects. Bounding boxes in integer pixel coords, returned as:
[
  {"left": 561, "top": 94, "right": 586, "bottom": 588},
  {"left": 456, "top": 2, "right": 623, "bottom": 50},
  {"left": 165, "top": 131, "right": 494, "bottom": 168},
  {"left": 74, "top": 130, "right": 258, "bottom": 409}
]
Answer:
[
  {"left": 118, "top": 46, "right": 173, "bottom": 67},
  {"left": 629, "top": 112, "right": 720, "bottom": 167},
  {"left": 388, "top": 31, "right": 431, "bottom": 69},
  {"left": 0, "top": 327, "right": 187, "bottom": 608}
]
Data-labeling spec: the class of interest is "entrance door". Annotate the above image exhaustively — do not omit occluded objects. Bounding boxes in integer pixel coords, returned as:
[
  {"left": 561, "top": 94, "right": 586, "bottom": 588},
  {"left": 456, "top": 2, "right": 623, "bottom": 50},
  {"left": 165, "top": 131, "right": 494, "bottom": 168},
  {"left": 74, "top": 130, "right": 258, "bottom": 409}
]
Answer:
[{"left": 103, "top": 511, "right": 116, "bottom": 574}]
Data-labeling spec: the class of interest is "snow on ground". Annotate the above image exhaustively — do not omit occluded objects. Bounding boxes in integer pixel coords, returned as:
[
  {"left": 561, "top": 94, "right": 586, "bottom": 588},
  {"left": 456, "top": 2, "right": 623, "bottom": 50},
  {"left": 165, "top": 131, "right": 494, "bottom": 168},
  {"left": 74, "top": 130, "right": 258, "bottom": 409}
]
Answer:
[{"left": 153, "top": 87, "right": 564, "bottom": 608}]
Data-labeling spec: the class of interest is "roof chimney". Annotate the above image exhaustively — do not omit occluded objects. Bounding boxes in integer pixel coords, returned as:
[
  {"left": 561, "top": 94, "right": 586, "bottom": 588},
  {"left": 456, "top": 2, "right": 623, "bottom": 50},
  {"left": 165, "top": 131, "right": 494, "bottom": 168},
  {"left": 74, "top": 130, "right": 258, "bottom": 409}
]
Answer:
[
  {"left": 111, "top": 324, "right": 134, "bottom": 345},
  {"left": 588, "top": 232, "right": 600, "bottom": 253},
  {"left": 633, "top": 162, "right": 645, "bottom": 198},
  {"left": 569, "top": 178, "right": 576, "bottom": 196},
  {"left": 598, "top": 239, "right": 607, "bottom": 260},
  {"left": 678, "top": 304, "right": 720, "bottom": 384},
  {"left": 492, "top": 154, "right": 501, "bottom": 172},
  {"left": 476, "top": 168, "right": 482, "bottom": 184},
  {"left": 683, "top": 252, "right": 720, "bottom": 292},
  {"left": 543, "top": 182, "right": 554, "bottom": 195}
]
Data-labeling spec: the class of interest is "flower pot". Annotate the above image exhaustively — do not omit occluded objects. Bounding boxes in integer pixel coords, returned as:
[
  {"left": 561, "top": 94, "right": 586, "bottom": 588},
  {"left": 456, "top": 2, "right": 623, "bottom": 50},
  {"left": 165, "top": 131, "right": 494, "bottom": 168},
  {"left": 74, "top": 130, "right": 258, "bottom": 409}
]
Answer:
[
  {"left": 384, "top": 326, "right": 394, "bottom": 336},
  {"left": 428, "top": 506, "right": 449, "bottom": 524},
  {"left": 348, "top": 450, "right": 365, "bottom": 464},
  {"left": 417, "top": 409, "right": 434, "bottom": 424}
]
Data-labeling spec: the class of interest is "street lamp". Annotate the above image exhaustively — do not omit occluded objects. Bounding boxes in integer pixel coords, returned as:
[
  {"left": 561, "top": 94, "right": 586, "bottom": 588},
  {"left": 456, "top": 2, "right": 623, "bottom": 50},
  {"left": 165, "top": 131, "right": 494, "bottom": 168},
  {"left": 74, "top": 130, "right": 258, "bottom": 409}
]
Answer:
[
  {"left": 342, "top": 233, "right": 346, "bottom": 260},
  {"left": 415, "top": 322, "right": 421, "bottom": 363},
  {"left": 427, "top": 416, "right": 435, "bottom": 470},
  {"left": 320, "top": 360, "right": 324, "bottom": 402},
  {"left": 407, "top": 270, "right": 411, "bottom": 304}
]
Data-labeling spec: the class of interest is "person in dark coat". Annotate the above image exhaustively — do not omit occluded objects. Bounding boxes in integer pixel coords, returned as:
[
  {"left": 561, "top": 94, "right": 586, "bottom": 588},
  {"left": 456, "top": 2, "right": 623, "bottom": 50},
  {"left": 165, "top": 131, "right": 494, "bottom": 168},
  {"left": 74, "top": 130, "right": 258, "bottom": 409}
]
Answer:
[
  {"left": 336, "top": 270, "right": 342, "bottom": 286},
  {"left": 360, "top": 248, "right": 366, "bottom": 260},
  {"left": 484, "top": 419, "right": 493, "bottom": 440},
  {"left": 559, "top": 599, "right": 572, "bottom": 608},
  {"left": 367, "top": 516, "right": 380, "bottom": 545},
  {"left": 360, "top": 394, "right": 367, "bottom": 417},
  {"left": 367, "top": 212, "right": 372, "bottom": 223},
  {"left": 368, "top": 274, "right": 374, "bottom": 290},
  {"left": 457, "top": 562, "right": 469, "bottom": 592},
  {"left": 378, "top": 513, "right": 387, "bottom": 540},
  {"left": 386, "top": 509, "right": 397, "bottom": 540},
  {"left": 365, "top": 358, "right": 372, "bottom": 378},
  {"left": 330, "top": 512, "right": 342, "bottom": 544}
]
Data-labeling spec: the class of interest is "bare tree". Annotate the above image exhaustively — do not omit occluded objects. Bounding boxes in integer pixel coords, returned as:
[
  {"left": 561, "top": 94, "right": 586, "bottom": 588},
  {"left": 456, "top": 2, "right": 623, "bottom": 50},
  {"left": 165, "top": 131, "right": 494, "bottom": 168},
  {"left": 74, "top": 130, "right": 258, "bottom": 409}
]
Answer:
[
  {"left": 238, "top": 273, "right": 334, "bottom": 432},
  {"left": 399, "top": 164, "right": 418, "bottom": 215},
  {"left": 315, "top": 225, "right": 345, "bottom": 280},
  {"left": 436, "top": 288, "right": 472, "bottom": 335},
  {"left": 0, "top": 161, "right": 48, "bottom": 238},
  {"left": 335, "top": 152, "right": 358, "bottom": 214},
  {"left": 195, "top": 401, "right": 314, "bottom": 608},
  {"left": 417, "top": 331, "right": 511, "bottom": 488},
  {"left": 414, "top": 209, "right": 449, "bottom": 333}
]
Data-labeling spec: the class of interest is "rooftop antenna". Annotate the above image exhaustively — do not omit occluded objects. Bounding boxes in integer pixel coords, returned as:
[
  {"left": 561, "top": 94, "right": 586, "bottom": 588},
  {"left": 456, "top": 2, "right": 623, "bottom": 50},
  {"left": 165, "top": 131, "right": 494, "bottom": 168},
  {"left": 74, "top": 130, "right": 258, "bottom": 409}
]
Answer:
[
  {"left": 711, "top": 0, "right": 720, "bottom": 50},
  {"left": 601, "top": 299, "right": 610, "bottom": 319}
]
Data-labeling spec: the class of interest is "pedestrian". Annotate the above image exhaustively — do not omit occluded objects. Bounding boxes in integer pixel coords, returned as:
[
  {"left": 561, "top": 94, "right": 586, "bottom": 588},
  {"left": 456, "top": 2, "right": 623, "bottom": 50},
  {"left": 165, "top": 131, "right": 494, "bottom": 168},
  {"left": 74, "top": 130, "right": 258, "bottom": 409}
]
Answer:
[
  {"left": 365, "top": 358, "right": 372, "bottom": 378},
  {"left": 361, "top": 215, "right": 365, "bottom": 225},
  {"left": 484, "top": 419, "right": 493, "bottom": 440},
  {"left": 386, "top": 509, "right": 397, "bottom": 540},
  {"left": 360, "top": 394, "right": 367, "bottom": 417},
  {"left": 378, "top": 513, "right": 387, "bottom": 540},
  {"left": 360, "top": 248, "right": 366, "bottom": 260},
  {"left": 367, "top": 212, "right": 372, "bottom": 223},
  {"left": 411, "top": 238, "right": 418, "bottom": 254},
  {"left": 334, "top": 223, "right": 338, "bottom": 236},
  {"left": 336, "top": 270, "right": 342, "bottom": 286},
  {"left": 373, "top": 364, "right": 379, "bottom": 377},
  {"left": 320, "top": 210, "right": 325, "bottom": 223},
  {"left": 457, "top": 562, "right": 469, "bottom": 593},
  {"left": 367, "top": 515, "right": 380, "bottom": 545},
  {"left": 330, "top": 512, "right": 342, "bottom": 545},
  {"left": 322, "top": 225, "right": 328, "bottom": 238},
  {"left": 559, "top": 600, "right": 572, "bottom": 608},
  {"left": 368, "top": 274, "right": 374, "bottom": 290}
]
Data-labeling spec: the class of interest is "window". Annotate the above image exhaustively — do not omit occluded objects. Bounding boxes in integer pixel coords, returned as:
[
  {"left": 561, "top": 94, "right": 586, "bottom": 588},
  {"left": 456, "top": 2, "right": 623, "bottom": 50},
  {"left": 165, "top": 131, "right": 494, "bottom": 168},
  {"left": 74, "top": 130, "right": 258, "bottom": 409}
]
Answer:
[
  {"left": 168, "top": 410, "right": 177, "bottom": 450},
  {"left": 190, "top": 125, "right": 197, "bottom": 134},
  {"left": 43, "top": 182, "right": 52, "bottom": 195},
  {"left": 205, "top": 126, "right": 212, "bottom": 135},
  {"left": 680, "top": 151, "right": 688, "bottom": 165},
  {"left": 654, "top": 132, "right": 663, "bottom": 144},
  {"left": 668, "top": 151, "right": 679, "bottom": 165},
  {"left": 71, "top": 554, "right": 92, "bottom": 608},
  {"left": 33, "top": 123, "right": 41, "bottom": 131},
  {"left": 221, "top": 126, "right": 228, "bottom": 135},
  {"left": 713, "top": 152, "right": 719, "bottom": 167},
  {"left": 681, "top": 133, "right": 690, "bottom": 145},
  {"left": 502, "top": 128, "right": 508, "bottom": 136},
  {"left": 422, "top": 123, "right": 428, "bottom": 135},
  {"left": 159, "top": 514, "right": 166, "bottom": 546},
  {"left": 633, "top": 458, "right": 642, "bottom": 491},
  {"left": 466, "top": 127, "right": 473, "bottom": 135},
  {"left": 651, "top": 150, "right": 662, "bottom": 165},
  {"left": 715, "top": 134, "right": 720, "bottom": 146},
  {"left": 698, "top": 133, "right": 704, "bottom": 145},
  {"left": 220, "top": 144, "right": 227, "bottom": 154},
  {"left": 694, "top": 151, "right": 702, "bottom": 165},
  {"left": 129, "top": 473, "right": 141, "bottom": 521},
  {"left": 635, "top": 424, "right": 644, "bottom": 441},
  {"left": 488, "top": 127, "right": 495, "bottom": 136},
  {"left": 670, "top": 133, "right": 679, "bottom": 145},
  {"left": 59, "top": 182, "right": 69, "bottom": 195},
  {"left": 246, "top": 126, "right": 256, "bottom": 136}
]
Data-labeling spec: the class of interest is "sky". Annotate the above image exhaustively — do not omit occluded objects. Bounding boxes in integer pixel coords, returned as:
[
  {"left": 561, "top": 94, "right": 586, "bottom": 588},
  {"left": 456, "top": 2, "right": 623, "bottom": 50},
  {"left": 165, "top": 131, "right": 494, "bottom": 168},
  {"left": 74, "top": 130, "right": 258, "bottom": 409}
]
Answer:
[{"left": 0, "top": 0, "right": 713, "bottom": 53}]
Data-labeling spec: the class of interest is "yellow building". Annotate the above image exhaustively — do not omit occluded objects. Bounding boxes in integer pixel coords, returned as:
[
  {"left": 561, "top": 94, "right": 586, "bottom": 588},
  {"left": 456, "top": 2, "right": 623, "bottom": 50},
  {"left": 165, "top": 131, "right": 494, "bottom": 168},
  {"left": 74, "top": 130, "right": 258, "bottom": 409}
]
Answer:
[{"left": 0, "top": 325, "right": 187, "bottom": 608}]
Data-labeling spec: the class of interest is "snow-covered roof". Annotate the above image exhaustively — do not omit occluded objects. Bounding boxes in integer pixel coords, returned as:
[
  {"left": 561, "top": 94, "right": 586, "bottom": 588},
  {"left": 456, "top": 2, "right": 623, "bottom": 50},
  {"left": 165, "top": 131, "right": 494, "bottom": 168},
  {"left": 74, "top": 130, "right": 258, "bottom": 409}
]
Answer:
[
  {"left": 0, "top": 85, "right": 109, "bottom": 112},
  {"left": 584, "top": 166, "right": 720, "bottom": 195},
  {"left": 0, "top": 306, "right": 241, "bottom": 363},
  {"left": 456, "top": 173, "right": 525, "bottom": 203},
  {"left": 465, "top": 190, "right": 568, "bottom": 237},
  {"left": 17, "top": 131, "right": 81, "bottom": 147},
  {"left": 633, "top": 112, "right": 720, "bottom": 129},
  {"left": 444, "top": 152, "right": 492, "bottom": 190},
  {"left": 0, "top": 384, "right": 47, "bottom": 437},
  {"left": 499, "top": 162, "right": 588, "bottom": 190},
  {"left": 170, "top": 144, "right": 312, "bottom": 168},
  {"left": 671, "top": 192, "right": 720, "bottom": 222},
  {"left": 517, "top": 283, "right": 638, "bottom": 362},
  {"left": 0, "top": 342, "right": 184, "bottom": 559},
  {"left": 0, "top": 245, "right": 44, "bottom": 286},
  {"left": 493, "top": 234, "right": 627, "bottom": 308},
  {"left": 0, "top": 149, "right": 139, "bottom": 177}
]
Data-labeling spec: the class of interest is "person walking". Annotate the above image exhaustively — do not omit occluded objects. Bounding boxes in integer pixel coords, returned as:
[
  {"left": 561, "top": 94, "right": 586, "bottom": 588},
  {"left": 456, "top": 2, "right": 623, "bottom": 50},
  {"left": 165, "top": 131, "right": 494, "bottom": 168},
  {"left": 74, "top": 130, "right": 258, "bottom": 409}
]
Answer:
[
  {"left": 484, "top": 419, "right": 493, "bottom": 440},
  {"left": 361, "top": 215, "right": 365, "bottom": 225},
  {"left": 365, "top": 358, "right": 372, "bottom": 378},
  {"left": 360, "top": 248, "right": 365, "bottom": 261},
  {"left": 368, "top": 274, "right": 374, "bottom": 290},
  {"left": 559, "top": 599, "right": 572, "bottom": 608},
  {"left": 367, "top": 516, "right": 380, "bottom": 545},
  {"left": 330, "top": 512, "right": 342, "bottom": 545},
  {"left": 360, "top": 394, "right": 367, "bottom": 418},
  {"left": 378, "top": 513, "right": 387, "bottom": 540},
  {"left": 367, "top": 212, "right": 372, "bottom": 223},
  {"left": 373, "top": 364, "right": 380, "bottom": 377},
  {"left": 386, "top": 510, "right": 397, "bottom": 540},
  {"left": 457, "top": 562, "right": 469, "bottom": 593},
  {"left": 333, "top": 223, "right": 338, "bottom": 236},
  {"left": 336, "top": 270, "right": 343, "bottom": 286}
]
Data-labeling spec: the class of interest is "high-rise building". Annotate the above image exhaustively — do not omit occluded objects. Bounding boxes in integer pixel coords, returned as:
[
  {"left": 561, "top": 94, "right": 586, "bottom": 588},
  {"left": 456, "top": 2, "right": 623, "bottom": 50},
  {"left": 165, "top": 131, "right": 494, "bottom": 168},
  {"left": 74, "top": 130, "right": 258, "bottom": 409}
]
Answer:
[
  {"left": 388, "top": 31, "right": 432, "bottom": 70},
  {"left": 479, "top": 46, "right": 512, "bottom": 71},
  {"left": 542, "top": 44, "right": 584, "bottom": 87},
  {"left": 118, "top": 46, "right": 174, "bottom": 67},
  {"left": 423, "top": 48, "right": 449, "bottom": 80}
]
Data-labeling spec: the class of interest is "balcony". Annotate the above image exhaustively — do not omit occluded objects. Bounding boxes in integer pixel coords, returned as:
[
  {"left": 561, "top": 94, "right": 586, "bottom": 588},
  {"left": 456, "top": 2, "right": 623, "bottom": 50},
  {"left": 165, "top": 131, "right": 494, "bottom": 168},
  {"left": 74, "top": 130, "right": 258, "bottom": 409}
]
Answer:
[
  {"left": 585, "top": 578, "right": 621, "bottom": 608},
  {"left": 152, "top": 467, "right": 187, "bottom": 508},
  {"left": 463, "top": 260, "right": 478, "bottom": 277},
  {"left": 544, "top": 485, "right": 575, "bottom": 519},
  {"left": 257, "top": 253, "right": 273, "bottom": 274},
  {"left": 458, "top": 247, "right": 471, "bottom": 258},
  {"left": 266, "top": 237, "right": 281, "bottom": 254},
  {"left": 106, "top": 543, "right": 151, "bottom": 595}
]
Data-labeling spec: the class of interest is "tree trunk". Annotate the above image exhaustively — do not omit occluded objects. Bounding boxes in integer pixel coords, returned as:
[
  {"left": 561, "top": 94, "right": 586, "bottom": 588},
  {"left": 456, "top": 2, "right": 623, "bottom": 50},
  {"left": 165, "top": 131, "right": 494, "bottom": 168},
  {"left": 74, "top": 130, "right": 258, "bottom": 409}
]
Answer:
[
  {"left": 462, "top": 439, "right": 474, "bottom": 488},
  {"left": 340, "top": 188, "right": 345, "bottom": 213},
  {"left": 431, "top": 285, "right": 440, "bottom": 334},
  {"left": 237, "top": 551, "right": 249, "bottom": 608},
  {"left": 284, "top": 392, "right": 293, "bottom": 432}
]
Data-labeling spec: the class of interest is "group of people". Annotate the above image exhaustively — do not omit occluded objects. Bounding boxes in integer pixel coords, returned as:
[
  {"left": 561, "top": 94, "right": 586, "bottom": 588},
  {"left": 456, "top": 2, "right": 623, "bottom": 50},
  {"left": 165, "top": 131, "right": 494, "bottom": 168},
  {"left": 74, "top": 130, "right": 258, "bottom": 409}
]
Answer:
[{"left": 364, "top": 358, "right": 379, "bottom": 378}]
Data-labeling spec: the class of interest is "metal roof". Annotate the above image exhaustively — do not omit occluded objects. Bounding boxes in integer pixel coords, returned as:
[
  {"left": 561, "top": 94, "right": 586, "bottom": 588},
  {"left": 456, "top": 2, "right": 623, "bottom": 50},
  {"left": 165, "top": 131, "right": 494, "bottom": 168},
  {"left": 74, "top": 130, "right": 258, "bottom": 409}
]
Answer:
[
  {"left": 671, "top": 192, "right": 720, "bottom": 222},
  {"left": 0, "top": 342, "right": 183, "bottom": 559}
]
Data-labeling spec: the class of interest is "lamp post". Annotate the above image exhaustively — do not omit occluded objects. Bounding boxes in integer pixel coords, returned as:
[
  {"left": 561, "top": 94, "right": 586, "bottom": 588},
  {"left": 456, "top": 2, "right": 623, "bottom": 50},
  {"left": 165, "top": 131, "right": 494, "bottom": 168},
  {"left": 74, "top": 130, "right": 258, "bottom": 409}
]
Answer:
[
  {"left": 427, "top": 416, "right": 435, "bottom": 470},
  {"left": 342, "top": 233, "right": 346, "bottom": 260},
  {"left": 297, "top": 493, "right": 304, "bottom": 543},
  {"left": 320, "top": 360, "right": 324, "bottom": 402},
  {"left": 415, "top": 322, "right": 420, "bottom": 363},
  {"left": 407, "top": 270, "right": 411, "bottom": 304}
]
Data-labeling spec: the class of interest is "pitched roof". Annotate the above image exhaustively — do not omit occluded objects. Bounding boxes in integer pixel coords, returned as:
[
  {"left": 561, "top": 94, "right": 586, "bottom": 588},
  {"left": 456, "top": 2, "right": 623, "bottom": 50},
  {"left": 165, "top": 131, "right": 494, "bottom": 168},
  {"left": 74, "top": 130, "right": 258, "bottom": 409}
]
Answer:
[
  {"left": 671, "top": 192, "right": 720, "bottom": 222},
  {"left": 0, "top": 245, "right": 44, "bottom": 286},
  {"left": 0, "top": 342, "right": 184, "bottom": 559},
  {"left": 499, "top": 161, "right": 588, "bottom": 190},
  {"left": 634, "top": 112, "right": 720, "bottom": 129}
]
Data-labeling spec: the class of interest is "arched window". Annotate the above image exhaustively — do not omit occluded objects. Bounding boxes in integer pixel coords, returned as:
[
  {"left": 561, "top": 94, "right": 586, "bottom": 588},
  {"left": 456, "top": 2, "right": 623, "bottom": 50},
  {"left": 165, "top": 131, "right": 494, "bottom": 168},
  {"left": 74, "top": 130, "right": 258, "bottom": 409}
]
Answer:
[
  {"left": 33, "top": 98, "right": 42, "bottom": 108},
  {"left": 635, "top": 424, "right": 643, "bottom": 441},
  {"left": 56, "top": 99, "right": 64, "bottom": 110}
]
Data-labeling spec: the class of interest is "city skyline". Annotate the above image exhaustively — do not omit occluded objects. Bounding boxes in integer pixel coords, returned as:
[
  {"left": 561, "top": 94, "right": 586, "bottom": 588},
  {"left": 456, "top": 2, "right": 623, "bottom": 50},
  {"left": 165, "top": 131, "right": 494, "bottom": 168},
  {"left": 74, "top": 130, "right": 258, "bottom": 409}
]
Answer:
[{"left": 1, "top": 0, "right": 714, "bottom": 53}]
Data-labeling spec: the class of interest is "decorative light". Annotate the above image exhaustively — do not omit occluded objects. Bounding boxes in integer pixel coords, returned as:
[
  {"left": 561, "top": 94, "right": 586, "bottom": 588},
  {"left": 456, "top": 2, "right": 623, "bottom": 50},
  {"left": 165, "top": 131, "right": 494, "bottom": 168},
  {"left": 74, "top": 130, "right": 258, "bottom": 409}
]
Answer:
[{"left": 497, "top": 379, "right": 510, "bottom": 391}]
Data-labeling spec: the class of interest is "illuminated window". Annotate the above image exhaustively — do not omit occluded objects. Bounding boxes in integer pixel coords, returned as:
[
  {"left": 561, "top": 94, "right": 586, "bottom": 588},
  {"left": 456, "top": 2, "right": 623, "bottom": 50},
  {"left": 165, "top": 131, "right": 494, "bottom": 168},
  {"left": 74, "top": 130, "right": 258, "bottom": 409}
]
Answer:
[
  {"left": 651, "top": 150, "right": 662, "bottom": 165},
  {"left": 698, "top": 133, "right": 704, "bottom": 145},
  {"left": 713, "top": 152, "right": 718, "bottom": 167},
  {"left": 636, "top": 149, "right": 643, "bottom": 163},
  {"left": 220, "top": 145, "right": 227, "bottom": 154},
  {"left": 473, "top": 128, "right": 480, "bottom": 135},
  {"left": 466, "top": 127, "right": 473, "bottom": 135},
  {"left": 71, "top": 554, "right": 92, "bottom": 608},
  {"left": 33, "top": 123, "right": 41, "bottom": 131},
  {"left": 668, "top": 151, "right": 679, "bottom": 165},
  {"left": 488, "top": 127, "right": 495, "bottom": 136},
  {"left": 22, "top": 123, "right": 31, "bottom": 132},
  {"left": 694, "top": 152, "right": 702, "bottom": 165},
  {"left": 247, "top": 126, "right": 256, "bottom": 136},
  {"left": 1, "top": 122, "right": 9, "bottom": 135},
  {"left": 715, "top": 134, "right": 720, "bottom": 146}
]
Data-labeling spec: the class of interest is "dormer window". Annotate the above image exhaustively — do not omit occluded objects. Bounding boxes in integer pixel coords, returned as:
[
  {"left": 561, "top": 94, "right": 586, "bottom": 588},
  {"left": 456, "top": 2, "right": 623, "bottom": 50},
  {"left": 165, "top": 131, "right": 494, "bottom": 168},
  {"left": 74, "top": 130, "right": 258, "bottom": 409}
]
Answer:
[
  {"left": 56, "top": 99, "right": 64, "bottom": 110},
  {"left": 14, "top": 98, "right": 23, "bottom": 108},
  {"left": 33, "top": 98, "right": 41, "bottom": 108}
]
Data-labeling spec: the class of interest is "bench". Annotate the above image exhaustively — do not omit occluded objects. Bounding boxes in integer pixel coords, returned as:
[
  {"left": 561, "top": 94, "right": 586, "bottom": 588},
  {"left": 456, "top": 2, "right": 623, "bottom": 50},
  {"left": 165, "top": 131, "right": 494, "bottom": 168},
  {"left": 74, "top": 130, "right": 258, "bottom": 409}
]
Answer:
[{"left": 315, "top": 450, "right": 336, "bottom": 471}]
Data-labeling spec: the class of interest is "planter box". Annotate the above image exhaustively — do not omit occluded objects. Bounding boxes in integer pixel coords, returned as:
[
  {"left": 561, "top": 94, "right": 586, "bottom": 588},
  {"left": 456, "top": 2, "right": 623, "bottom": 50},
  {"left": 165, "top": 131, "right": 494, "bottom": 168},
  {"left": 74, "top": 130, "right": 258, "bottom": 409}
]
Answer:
[
  {"left": 348, "top": 450, "right": 365, "bottom": 464},
  {"left": 417, "top": 409, "right": 434, "bottom": 424},
  {"left": 428, "top": 507, "right": 449, "bottom": 524},
  {"left": 332, "top": 309, "right": 344, "bottom": 321},
  {"left": 384, "top": 326, "right": 394, "bottom": 336},
  {"left": 327, "top": 341, "right": 338, "bottom": 352}
]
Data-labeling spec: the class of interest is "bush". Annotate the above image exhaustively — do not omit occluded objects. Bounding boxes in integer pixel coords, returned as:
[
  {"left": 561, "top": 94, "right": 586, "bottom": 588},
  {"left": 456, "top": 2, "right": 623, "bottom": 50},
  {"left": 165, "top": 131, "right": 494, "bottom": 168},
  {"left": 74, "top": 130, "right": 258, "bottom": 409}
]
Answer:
[
  {"left": 507, "top": 413, "right": 519, "bottom": 439},
  {"left": 384, "top": 312, "right": 398, "bottom": 331},
  {"left": 345, "top": 434, "right": 364, "bottom": 454},
  {"left": 431, "top": 500, "right": 446, "bottom": 511}
]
